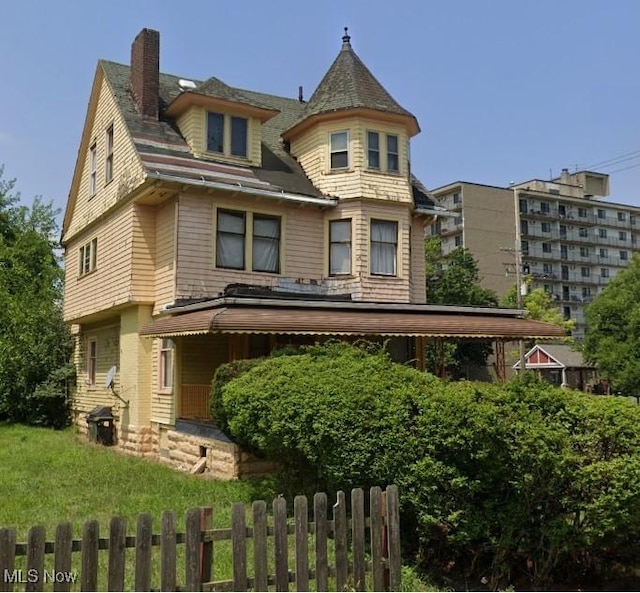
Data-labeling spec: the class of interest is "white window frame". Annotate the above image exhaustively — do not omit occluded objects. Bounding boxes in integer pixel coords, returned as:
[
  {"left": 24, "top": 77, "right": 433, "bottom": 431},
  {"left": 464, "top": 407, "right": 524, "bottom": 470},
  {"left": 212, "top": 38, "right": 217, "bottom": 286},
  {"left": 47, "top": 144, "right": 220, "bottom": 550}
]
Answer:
[
  {"left": 105, "top": 125, "right": 114, "bottom": 184},
  {"left": 329, "top": 219, "right": 352, "bottom": 276},
  {"left": 370, "top": 218, "right": 398, "bottom": 276},
  {"left": 159, "top": 338, "right": 175, "bottom": 391},
  {"left": 78, "top": 238, "right": 97, "bottom": 277},
  {"left": 89, "top": 143, "right": 97, "bottom": 196},
  {"left": 87, "top": 337, "right": 97, "bottom": 386},
  {"left": 329, "top": 131, "right": 349, "bottom": 170}
]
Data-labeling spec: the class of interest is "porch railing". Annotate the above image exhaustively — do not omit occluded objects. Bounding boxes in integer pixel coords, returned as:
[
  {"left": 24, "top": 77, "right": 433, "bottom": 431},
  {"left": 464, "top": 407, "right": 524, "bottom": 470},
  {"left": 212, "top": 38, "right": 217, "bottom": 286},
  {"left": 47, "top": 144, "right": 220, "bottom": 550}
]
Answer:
[{"left": 180, "top": 384, "right": 211, "bottom": 420}]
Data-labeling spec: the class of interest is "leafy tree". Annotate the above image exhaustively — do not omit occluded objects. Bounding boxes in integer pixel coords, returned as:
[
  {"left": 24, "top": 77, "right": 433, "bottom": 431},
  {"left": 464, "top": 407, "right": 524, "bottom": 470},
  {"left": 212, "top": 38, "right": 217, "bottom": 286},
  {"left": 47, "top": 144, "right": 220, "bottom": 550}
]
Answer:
[
  {"left": 425, "top": 240, "right": 498, "bottom": 377},
  {"left": 583, "top": 254, "right": 640, "bottom": 395},
  {"left": 0, "top": 167, "right": 74, "bottom": 427},
  {"left": 501, "top": 278, "right": 576, "bottom": 334}
]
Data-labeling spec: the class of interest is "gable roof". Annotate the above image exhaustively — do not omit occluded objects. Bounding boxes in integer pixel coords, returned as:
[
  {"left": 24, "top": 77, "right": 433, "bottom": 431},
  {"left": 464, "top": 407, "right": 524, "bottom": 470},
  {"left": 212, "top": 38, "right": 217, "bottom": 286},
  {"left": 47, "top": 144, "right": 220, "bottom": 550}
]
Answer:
[
  {"left": 513, "top": 343, "right": 592, "bottom": 370},
  {"left": 65, "top": 37, "right": 438, "bottom": 237},
  {"left": 98, "top": 60, "right": 325, "bottom": 201}
]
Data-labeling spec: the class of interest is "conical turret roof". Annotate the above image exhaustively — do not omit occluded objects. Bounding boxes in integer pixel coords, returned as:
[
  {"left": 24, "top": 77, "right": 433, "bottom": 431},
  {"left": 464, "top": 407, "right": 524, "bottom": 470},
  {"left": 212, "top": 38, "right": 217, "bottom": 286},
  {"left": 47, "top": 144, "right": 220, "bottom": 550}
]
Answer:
[{"left": 285, "top": 29, "right": 419, "bottom": 137}]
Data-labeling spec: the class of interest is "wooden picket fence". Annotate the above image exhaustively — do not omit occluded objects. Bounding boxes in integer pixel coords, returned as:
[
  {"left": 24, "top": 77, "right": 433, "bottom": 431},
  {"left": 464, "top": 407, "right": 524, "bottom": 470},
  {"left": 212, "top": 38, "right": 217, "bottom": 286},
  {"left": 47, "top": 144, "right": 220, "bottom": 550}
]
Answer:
[{"left": 0, "top": 485, "right": 400, "bottom": 592}]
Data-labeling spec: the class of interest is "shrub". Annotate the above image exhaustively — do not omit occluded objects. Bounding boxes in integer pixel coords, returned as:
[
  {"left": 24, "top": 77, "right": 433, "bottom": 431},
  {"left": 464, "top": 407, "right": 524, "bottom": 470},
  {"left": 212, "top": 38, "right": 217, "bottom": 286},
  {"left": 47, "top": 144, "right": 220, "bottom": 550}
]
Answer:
[
  {"left": 220, "top": 341, "right": 441, "bottom": 492},
  {"left": 219, "top": 344, "right": 640, "bottom": 589}
]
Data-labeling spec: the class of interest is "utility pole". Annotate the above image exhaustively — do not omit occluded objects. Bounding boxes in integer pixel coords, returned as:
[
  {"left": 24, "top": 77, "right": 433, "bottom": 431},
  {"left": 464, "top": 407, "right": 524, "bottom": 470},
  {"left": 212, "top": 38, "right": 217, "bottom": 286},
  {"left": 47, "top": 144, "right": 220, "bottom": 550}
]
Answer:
[{"left": 513, "top": 187, "right": 527, "bottom": 375}]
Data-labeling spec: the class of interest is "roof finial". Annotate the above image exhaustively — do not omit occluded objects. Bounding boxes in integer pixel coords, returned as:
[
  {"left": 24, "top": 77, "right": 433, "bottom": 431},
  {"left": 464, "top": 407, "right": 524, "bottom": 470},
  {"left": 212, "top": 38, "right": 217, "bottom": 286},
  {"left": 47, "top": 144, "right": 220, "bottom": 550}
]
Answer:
[{"left": 342, "top": 27, "right": 351, "bottom": 48}]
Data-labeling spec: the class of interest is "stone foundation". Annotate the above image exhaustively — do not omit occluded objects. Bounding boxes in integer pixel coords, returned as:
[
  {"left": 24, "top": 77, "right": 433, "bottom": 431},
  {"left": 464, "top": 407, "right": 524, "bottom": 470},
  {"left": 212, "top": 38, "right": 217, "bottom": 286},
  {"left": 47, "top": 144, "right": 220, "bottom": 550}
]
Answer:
[
  {"left": 73, "top": 409, "right": 272, "bottom": 479},
  {"left": 119, "top": 424, "right": 154, "bottom": 456},
  {"left": 160, "top": 428, "right": 274, "bottom": 480}
]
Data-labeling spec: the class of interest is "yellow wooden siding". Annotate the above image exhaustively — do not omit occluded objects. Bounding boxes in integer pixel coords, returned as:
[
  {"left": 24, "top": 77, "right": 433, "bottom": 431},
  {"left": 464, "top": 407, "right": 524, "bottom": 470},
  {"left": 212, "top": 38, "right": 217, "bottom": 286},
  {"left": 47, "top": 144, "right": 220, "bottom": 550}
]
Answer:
[
  {"left": 290, "top": 118, "right": 412, "bottom": 202},
  {"left": 150, "top": 337, "right": 174, "bottom": 425},
  {"left": 72, "top": 321, "right": 120, "bottom": 417},
  {"left": 64, "top": 205, "right": 136, "bottom": 322},
  {"left": 66, "top": 76, "right": 145, "bottom": 241},
  {"left": 176, "top": 106, "right": 261, "bottom": 165},
  {"left": 154, "top": 198, "right": 176, "bottom": 312},
  {"left": 119, "top": 306, "right": 153, "bottom": 427},
  {"left": 175, "top": 193, "right": 324, "bottom": 299},
  {"left": 131, "top": 205, "right": 156, "bottom": 302},
  {"left": 410, "top": 216, "right": 427, "bottom": 303}
]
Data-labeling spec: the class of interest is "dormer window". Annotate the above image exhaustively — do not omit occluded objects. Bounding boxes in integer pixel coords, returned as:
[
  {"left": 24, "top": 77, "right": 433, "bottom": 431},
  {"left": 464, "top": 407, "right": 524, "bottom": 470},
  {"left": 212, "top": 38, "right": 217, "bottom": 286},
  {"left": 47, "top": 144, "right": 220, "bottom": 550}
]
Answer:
[
  {"left": 330, "top": 131, "right": 349, "bottom": 169},
  {"left": 207, "top": 112, "right": 248, "bottom": 158}
]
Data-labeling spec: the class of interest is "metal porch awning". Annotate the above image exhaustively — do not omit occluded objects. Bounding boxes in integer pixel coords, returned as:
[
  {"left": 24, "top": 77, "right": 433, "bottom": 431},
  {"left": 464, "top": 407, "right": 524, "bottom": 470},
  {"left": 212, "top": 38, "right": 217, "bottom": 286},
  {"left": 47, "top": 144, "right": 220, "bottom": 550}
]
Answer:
[{"left": 140, "top": 306, "right": 567, "bottom": 340}]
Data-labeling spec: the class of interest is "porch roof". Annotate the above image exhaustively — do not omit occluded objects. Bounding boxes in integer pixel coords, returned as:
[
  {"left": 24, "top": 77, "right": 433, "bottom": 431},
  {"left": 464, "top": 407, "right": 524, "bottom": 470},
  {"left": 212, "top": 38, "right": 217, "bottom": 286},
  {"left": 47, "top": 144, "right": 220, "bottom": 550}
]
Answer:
[{"left": 139, "top": 303, "right": 567, "bottom": 340}]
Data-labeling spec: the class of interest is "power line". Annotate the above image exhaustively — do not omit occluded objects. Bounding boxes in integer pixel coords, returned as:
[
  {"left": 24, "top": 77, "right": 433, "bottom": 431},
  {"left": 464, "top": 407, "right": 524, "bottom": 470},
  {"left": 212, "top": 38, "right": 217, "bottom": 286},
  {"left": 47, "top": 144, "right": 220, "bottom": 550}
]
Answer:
[
  {"left": 585, "top": 148, "right": 640, "bottom": 170},
  {"left": 606, "top": 161, "right": 640, "bottom": 175}
]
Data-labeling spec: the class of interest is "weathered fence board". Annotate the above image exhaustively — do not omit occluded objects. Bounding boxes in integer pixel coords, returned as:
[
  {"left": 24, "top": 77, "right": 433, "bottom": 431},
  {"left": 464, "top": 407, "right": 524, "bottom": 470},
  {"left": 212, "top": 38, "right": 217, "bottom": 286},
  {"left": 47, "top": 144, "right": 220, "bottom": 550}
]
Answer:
[
  {"left": 160, "top": 511, "right": 176, "bottom": 593},
  {"left": 0, "top": 485, "right": 401, "bottom": 592}
]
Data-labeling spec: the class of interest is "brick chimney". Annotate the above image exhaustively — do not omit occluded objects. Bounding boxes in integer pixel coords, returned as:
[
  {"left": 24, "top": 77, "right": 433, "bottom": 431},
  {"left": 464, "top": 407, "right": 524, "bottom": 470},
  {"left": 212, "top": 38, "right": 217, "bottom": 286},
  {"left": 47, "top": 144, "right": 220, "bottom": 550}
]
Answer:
[{"left": 130, "top": 28, "right": 159, "bottom": 119}]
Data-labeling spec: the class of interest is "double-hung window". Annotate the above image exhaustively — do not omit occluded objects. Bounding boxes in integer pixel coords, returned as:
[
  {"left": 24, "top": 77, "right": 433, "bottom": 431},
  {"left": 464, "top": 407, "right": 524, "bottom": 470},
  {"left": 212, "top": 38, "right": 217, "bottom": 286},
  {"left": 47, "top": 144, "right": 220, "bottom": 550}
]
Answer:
[
  {"left": 367, "top": 132, "right": 380, "bottom": 169},
  {"left": 370, "top": 219, "right": 397, "bottom": 276},
  {"left": 366, "top": 132, "right": 400, "bottom": 172},
  {"left": 216, "top": 209, "right": 281, "bottom": 273},
  {"left": 79, "top": 238, "right": 97, "bottom": 276},
  {"left": 89, "top": 143, "right": 97, "bottom": 196},
  {"left": 87, "top": 338, "right": 97, "bottom": 386},
  {"left": 252, "top": 215, "right": 280, "bottom": 273},
  {"left": 386, "top": 134, "right": 399, "bottom": 172},
  {"left": 330, "top": 131, "right": 349, "bottom": 169},
  {"left": 329, "top": 219, "right": 352, "bottom": 275},
  {"left": 231, "top": 116, "right": 248, "bottom": 157},
  {"left": 207, "top": 112, "right": 225, "bottom": 154},
  {"left": 159, "top": 338, "right": 174, "bottom": 390},
  {"left": 216, "top": 210, "right": 245, "bottom": 269},
  {"left": 105, "top": 125, "right": 114, "bottom": 183}
]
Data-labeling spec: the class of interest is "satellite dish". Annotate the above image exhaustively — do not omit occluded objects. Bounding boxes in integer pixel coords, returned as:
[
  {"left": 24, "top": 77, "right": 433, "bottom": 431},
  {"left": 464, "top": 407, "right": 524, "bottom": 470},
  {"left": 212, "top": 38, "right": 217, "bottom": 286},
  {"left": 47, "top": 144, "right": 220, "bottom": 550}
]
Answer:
[{"left": 105, "top": 366, "right": 117, "bottom": 389}]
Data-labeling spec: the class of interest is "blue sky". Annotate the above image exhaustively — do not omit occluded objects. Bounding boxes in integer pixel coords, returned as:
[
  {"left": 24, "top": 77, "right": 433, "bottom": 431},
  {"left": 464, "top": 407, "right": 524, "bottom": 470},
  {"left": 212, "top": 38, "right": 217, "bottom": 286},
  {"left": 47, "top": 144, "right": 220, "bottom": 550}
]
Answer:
[{"left": 2, "top": 0, "right": 640, "bottom": 220}]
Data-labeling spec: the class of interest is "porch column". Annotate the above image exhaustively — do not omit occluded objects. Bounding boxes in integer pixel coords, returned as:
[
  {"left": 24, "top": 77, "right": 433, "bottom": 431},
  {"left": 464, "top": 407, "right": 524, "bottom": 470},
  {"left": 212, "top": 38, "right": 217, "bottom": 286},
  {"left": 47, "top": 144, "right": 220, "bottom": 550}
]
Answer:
[
  {"left": 228, "top": 334, "right": 249, "bottom": 361},
  {"left": 415, "top": 336, "right": 426, "bottom": 371},
  {"left": 435, "top": 338, "right": 446, "bottom": 378},
  {"left": 495, "top": 340, "right": 506, "bottom": 382}
]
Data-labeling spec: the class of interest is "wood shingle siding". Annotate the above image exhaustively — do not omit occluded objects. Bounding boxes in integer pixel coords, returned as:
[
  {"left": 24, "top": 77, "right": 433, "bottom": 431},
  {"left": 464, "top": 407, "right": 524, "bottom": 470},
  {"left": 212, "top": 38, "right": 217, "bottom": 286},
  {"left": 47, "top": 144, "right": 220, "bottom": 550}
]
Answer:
[
  {"left": 175, "top": 192, "right": 326, "bottom": 300},
  {"left": 154, "top": 198, "right": 177, "bottom": 312},
  {"left": 64, "top": 205, "right": 137, "bottom": 322},
  {"left": 65, "top": 74, "right": 145, "bottom": 241}
]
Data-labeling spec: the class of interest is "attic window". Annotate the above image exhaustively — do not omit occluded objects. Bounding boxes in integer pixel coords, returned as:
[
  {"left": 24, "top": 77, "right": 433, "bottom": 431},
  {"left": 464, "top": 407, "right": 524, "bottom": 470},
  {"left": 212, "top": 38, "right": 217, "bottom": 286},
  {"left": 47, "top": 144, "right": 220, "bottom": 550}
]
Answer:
[
  {"left": 105, "top": 125, "right": 114, "bottom": 184},
  {"left": 207, "top": 112, "right": 248, "bottom": 158},
  {"left": 89, "top": 143, "right": 97, "bottom": 197},
  {"left": 330, "top": 131, "right": 349, "bottom": 170}
]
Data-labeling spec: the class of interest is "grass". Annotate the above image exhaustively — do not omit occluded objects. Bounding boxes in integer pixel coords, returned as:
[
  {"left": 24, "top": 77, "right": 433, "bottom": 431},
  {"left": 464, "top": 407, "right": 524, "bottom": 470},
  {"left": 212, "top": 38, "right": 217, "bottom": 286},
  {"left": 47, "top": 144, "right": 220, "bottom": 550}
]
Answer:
[
  {"left": 0, "top": 423, "right": 270, "bottom": 537},
  {"left": 0, "top": 424, "right": 440, "bottom": 591}
]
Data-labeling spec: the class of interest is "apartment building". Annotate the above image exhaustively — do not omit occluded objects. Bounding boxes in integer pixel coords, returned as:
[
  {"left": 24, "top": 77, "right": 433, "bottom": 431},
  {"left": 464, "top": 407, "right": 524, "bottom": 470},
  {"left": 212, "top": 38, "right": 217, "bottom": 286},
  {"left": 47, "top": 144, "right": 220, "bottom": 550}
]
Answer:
[{"left": 431, "top": 170, "right": 640, "bottom": 341}]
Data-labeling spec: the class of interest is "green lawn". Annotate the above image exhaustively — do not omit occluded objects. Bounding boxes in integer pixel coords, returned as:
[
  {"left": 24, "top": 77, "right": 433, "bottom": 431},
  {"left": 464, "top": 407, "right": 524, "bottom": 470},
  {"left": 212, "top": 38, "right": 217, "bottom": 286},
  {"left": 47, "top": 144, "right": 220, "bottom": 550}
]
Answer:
[
  {"left": 0, "top": 423, "right": 270, "bottom": 538},
  {"left": 0, "top": 424, "right": 436, "bottom": 591}
]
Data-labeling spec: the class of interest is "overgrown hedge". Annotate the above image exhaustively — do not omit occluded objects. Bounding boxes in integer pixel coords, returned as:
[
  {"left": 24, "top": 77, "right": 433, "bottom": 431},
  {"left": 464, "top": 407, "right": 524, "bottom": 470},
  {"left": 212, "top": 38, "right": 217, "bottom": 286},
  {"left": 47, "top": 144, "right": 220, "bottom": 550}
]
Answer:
[{"left": 217, "top": 342, "right": 640, "bottom": 589}]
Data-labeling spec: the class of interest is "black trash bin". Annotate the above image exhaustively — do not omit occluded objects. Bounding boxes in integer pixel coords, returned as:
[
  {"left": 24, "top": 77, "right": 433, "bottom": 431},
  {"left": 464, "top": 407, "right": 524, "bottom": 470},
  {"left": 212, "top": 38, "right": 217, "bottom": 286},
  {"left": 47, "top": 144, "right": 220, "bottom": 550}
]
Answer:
[{"left": 86, "top": 406, "right": 115, "bottom": 446}]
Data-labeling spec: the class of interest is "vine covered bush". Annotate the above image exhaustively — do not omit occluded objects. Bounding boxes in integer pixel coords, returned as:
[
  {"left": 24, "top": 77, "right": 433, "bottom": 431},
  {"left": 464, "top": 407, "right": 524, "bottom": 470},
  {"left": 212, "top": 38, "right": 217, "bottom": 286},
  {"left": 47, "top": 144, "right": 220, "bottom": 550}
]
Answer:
[{"left": 218, "top": 342, "right": 640, "bottom": 589}]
